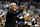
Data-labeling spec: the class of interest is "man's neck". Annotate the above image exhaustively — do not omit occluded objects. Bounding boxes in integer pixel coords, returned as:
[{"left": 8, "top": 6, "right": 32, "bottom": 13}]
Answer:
[{"left": 12, "top": 8, "right": 16, "bottom": 11}]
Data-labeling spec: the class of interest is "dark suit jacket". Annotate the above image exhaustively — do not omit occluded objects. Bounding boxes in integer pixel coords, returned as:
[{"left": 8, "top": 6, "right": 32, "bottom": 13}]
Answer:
[{"left": 5, "top": 9, "right": 23, "bottom": 27}]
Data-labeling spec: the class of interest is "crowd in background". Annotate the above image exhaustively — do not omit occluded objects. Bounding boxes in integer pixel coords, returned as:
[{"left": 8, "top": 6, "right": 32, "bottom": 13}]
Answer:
[{"left": 0, "top": 1, "right": 40, "bottom": 27}]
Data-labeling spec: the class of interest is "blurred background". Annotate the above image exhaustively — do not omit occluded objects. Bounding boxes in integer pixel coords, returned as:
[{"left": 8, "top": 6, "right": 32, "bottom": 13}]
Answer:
[{"left": 0, "top": 0, "right": 40, "bottom": 27}]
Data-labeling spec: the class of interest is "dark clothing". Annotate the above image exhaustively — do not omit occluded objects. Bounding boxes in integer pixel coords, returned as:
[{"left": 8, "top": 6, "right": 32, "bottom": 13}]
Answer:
[
  {"left": 16, "top": 17, "right": 24, "bottom": 22},
  {"left": 5, "top": 9, "right": 23, "bottom": 27},
  {"left": 32, "top": 21, "right": 35, "bottom": 25}
]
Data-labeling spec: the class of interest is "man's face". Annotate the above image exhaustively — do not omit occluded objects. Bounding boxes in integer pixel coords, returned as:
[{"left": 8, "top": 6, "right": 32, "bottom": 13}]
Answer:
[{"left": 11, "top": 4, "right": 16, "bottom": 9}]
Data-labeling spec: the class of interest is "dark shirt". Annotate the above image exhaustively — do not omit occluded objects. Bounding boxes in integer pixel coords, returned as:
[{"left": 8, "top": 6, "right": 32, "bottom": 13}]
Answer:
[{"left": 5, "top": 9, "right": 23, "bottom": 27}]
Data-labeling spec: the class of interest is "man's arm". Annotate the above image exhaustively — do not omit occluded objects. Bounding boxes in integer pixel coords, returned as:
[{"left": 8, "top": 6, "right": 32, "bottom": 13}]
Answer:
[{"left": 12, "top": 9, "right": 23, "bottom": 16}]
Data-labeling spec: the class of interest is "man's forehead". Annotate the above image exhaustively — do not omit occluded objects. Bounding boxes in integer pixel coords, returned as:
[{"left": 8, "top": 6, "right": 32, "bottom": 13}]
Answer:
[{"left": 13, "top": 4, "right": 16, "bottom": 6}]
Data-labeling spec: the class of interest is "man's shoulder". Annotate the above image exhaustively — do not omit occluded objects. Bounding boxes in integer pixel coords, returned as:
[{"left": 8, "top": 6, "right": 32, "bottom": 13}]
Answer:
[
  {"left": 7, "top": 9, "right": 12, "bottom": 14},
  {"left": 8, "top": 9, "right": 12, "bottom": 12}
]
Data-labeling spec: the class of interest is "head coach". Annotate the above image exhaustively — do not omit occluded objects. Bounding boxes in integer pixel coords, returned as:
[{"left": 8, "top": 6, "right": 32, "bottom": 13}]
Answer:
[{"left": 5, "top": 3, "right": 26, "bottom": 27}]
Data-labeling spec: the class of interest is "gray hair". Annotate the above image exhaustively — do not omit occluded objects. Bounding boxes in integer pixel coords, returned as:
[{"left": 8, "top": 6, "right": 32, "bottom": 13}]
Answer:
[{"left": 9, "top": 3, "right": 16, "bottom": 7}]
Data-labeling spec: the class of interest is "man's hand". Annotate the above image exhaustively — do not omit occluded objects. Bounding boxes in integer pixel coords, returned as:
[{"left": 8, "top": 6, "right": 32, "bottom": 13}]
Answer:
[{"left": 21, "top": 5, "right": 26, "bottom": 10}]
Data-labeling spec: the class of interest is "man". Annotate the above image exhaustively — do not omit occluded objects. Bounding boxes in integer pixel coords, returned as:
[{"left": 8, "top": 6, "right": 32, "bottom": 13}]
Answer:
[{"left": 5, "top": 3, "right": 25, "bottom": 27}]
